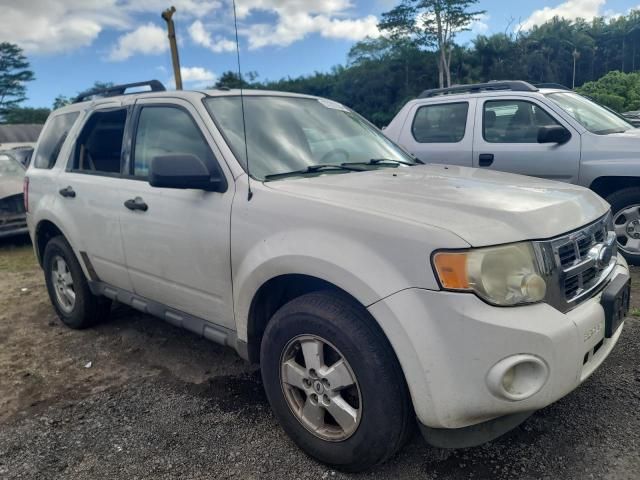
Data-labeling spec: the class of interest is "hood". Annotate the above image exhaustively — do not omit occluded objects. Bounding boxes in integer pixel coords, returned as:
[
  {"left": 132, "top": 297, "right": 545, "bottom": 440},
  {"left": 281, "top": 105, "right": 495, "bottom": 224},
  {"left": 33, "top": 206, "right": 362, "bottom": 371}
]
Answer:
[
  {"left": 0, "top": 176, "right": 23, "bottom": 199},
  {"left": 264, "top": 165, "right": 609, "bottom": 247}
]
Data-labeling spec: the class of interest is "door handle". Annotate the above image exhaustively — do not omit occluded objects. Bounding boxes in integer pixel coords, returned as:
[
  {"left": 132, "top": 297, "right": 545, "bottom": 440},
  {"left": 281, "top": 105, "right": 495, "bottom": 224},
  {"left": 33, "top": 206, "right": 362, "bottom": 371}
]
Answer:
[
  {"left": 478, "top": 153, "right": 494, "bottom": 167},
  {"left": 124, "top": 197, "right": 148, "bottom": 212},
  {"left": 58, "top": 186, "right": 76, "bottom": 198}
]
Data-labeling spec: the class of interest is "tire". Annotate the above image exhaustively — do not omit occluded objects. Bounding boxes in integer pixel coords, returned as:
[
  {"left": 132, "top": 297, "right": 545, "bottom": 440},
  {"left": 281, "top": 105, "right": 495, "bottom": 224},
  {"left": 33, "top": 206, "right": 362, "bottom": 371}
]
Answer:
[
  {"left": 260, "top": 291, "right": 413, "bottom": 472},
  {"left": 607, "top": 187, "right": 640, "bottom": 265},
  {"left": 43, "top": 236, "right": 111, "bottom": 329}
]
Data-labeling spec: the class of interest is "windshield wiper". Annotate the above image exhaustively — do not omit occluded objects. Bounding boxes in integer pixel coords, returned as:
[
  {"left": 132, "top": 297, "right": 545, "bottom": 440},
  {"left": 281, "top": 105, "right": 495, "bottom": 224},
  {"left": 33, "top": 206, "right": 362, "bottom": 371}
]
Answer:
[
  {"left": 264, "top": 164, "right": 364, "bottom": 181},
  {"left": 342, "top": 158, "right": 420, "bottom": 167}
]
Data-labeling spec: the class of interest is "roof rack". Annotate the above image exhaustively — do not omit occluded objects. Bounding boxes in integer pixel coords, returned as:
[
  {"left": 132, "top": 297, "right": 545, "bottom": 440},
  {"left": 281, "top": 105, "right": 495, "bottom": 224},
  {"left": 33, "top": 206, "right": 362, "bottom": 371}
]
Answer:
[
  {"left": 418, "top": 80, "right": 538, "bottom": 98},
  {"left": 533, "top": 82, "right": 571, "bottom": 90},
  {"left": 73, "top": 80, "right": 166, "bottom": 103}
]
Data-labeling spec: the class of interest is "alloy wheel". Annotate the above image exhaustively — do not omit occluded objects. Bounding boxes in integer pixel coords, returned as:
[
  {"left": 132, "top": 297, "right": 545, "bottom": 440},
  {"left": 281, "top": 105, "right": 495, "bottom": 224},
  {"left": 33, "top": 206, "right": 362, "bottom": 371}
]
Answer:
[
  {"left": 279, "top": 334, "right": 362, "bottom": 442},
  {"left": 614, "top": 204, "right": 640, "bottom": 254},
  {"left": 51, "top": 255, "right": 76, "bottom": 313}
]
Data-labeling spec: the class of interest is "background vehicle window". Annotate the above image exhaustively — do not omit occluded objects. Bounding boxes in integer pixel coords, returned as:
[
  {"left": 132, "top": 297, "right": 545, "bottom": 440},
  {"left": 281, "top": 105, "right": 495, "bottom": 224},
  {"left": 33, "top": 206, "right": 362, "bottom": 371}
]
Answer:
[
  {"left": 133, "top": 107, "right": 212, "bottom": 178},
  {"left": 411, "top": 103, "right": 468, "bottom": 143},
  {"left": 72, "top": 109, "right": 127, "bottom": 174},
  {"left": 33, "top": 112, "right": 79, "bottom": 169},
  {"left": 0, "top": 154, "right": 24, "bottom": 176},
  {"left": 484, "top": 100, "right": 560, "bottom": 143}
]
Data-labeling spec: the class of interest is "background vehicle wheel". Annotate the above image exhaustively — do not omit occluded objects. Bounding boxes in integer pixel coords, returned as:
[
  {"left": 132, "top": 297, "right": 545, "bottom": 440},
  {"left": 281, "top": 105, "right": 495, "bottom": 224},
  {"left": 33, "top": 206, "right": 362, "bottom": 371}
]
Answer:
[
  {"left": 43, "top": 236, "right": 111, "bottom": 329},
  {"left": 607, "top": 188, "right": 640, "bottom": 265},
  {"left": 260, "top": 291, "right": 413, "bottom": 472}
]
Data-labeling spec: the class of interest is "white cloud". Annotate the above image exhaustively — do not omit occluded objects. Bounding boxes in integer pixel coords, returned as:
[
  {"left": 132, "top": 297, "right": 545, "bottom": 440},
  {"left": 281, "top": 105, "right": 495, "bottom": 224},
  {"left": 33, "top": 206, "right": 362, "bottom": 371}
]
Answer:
[
  {"left": 0, "top": 0, "right": 220, "bottom": 56},
  {"left": 181, "top": 66, "right": 216, "bottom": 83},
  {"left": 238, "top": 3, "right": 380, "bottom": 49},
  {"left": 469, "top": 13, "right": 490, "bottom": 35},
  {"left": 188, "top": 20, "right": 237, "bottom": 53},
  {"left": 0, "top": 0, "right": 128, "bottom": 54},
  {"left": 108, "top": 23, "right": 168, "bottom": 61},
  {"left": 0, "top": 0, "right": 380, "bottom": 58},
  {"left": 520, "top": 0, "right": 606, "bottom": 31}
]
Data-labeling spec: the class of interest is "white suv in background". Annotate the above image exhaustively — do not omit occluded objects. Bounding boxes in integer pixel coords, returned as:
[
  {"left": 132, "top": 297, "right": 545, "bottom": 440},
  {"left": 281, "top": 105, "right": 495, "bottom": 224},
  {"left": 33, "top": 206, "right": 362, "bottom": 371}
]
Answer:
[
  {"left": 26, "top": 81, "right": 630, "bottom": 471},
  {"left": 384, "top": 81, "right": 640, "bottom": 264}
]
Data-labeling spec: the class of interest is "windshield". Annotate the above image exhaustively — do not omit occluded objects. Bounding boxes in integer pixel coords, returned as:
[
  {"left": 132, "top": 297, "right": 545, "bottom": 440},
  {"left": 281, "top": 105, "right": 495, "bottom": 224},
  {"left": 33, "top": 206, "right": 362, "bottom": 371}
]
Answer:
[
  {"left": 0, "top": 155, "right": 24, "bottom": 177},
  {"left": 546, "top": 92, "right": 633, "bottom": 134},
  {"left": 204, "top": 95, "right": 415, "bottom": 180}
]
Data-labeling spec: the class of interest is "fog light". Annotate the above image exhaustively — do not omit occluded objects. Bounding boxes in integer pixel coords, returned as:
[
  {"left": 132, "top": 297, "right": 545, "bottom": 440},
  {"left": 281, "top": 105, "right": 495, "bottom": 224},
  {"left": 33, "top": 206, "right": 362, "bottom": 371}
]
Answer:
[{"left": 487, "top": 355, "right": 549, "bottom": 401}]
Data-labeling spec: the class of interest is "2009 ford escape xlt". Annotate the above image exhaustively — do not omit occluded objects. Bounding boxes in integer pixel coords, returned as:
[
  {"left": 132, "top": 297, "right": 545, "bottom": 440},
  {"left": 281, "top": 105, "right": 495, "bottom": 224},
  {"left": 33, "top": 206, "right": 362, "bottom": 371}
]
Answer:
[{"left": 26, "top": 81, "right": 630, "bottom": 471}]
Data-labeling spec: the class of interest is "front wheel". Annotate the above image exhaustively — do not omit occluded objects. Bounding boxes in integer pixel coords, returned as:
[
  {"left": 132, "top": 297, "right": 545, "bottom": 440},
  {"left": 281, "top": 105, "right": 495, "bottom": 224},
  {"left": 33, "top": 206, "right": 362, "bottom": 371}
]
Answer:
[
  {"left": 608, "top": 188, "right": 640, "bottom": 265},
  {"left": 260, "top": 291, "right": 412, "bottom": 472}
]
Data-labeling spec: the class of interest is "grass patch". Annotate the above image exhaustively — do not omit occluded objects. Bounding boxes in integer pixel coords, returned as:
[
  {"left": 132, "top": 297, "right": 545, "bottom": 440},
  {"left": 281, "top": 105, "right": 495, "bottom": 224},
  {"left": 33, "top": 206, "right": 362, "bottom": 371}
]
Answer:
[
  {"left": 630, "top": 307, "right": 640, "bottom": 318},
  {"left": 0, "top": 244, "right": 37, "bottom": 273}
]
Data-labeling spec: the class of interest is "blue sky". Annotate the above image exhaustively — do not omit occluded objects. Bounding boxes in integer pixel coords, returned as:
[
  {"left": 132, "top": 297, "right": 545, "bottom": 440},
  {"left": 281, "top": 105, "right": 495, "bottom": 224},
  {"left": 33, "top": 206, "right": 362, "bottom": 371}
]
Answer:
[{"left": 2, "top": 0, "right": 639, "bottom": 108}]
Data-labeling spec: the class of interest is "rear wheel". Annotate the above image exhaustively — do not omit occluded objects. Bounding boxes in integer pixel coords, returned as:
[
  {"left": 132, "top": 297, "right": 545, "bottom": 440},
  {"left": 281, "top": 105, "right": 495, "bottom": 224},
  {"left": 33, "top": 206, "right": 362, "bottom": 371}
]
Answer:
[
  {"left": 608, "top": 188, "right": 640, "bottom": 265},
  {"left": 43, "top": 236, "right": 111, "bottom": 328},
  {"left": 260, "top": 291, "right": 412, "bottom": 472}
]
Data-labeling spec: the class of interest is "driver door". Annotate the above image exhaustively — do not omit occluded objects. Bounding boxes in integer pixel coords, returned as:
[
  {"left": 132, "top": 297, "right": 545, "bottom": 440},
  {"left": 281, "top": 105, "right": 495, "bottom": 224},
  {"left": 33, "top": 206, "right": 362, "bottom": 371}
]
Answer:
[
  {"left": 472, "top": 97, "right": 581, "bottom": 183},
  {"left": 117, "top": 98, "right": 235, "bottom": 329}
]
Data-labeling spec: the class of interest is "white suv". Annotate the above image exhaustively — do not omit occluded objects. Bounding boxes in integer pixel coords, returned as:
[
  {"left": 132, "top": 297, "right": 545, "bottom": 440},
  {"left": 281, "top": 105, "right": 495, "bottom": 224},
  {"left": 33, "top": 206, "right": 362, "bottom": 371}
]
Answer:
[
  {"left": 384, "top": 81, "right": 640, "bottom": 264},
  {"left": 26, "top": 81, "right": 630, "bottom": 471}
]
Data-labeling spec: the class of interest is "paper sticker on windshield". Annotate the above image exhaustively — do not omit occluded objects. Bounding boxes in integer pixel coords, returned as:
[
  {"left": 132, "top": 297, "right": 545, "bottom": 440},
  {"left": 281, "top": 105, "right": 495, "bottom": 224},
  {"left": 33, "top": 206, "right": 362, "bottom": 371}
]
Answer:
[{"left": 317, "top": 98, "right": 350, "bottom": 112}]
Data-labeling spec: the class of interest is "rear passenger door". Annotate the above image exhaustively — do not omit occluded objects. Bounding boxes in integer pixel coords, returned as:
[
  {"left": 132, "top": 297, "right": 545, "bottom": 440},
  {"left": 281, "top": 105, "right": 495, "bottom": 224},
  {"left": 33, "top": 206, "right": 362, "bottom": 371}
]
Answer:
[
  {"left": 57, "top": 104, "right": 134, "bottom": 291},
  {"left": 396, "top": 99, "right": 475, "bottom": 166},
  {"left": 117, "top": 98, "right": 235, "bottom": 329},
  {"left": 472, "top": 97, "right": 580, "bottom": 183}
]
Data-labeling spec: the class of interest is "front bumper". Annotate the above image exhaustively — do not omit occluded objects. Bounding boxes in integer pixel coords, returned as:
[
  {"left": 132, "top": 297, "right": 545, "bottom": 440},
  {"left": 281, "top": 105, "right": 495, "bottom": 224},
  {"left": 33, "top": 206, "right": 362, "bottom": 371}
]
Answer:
[
  {"left": 368, "top": 257, "right": 628, "bottom": 434},
  {"left": 0, "top": 213, "right": 28, "bottom": 238}
]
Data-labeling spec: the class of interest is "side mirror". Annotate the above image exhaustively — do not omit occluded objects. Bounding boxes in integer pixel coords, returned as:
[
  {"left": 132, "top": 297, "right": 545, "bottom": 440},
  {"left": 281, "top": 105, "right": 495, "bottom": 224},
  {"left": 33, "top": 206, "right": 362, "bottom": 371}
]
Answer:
[
  {"left": 149, "top": 154, "right": 227, "bottom": 192},
  {"left": 538, "top": 125, "right": 571, "bottom": 144}
]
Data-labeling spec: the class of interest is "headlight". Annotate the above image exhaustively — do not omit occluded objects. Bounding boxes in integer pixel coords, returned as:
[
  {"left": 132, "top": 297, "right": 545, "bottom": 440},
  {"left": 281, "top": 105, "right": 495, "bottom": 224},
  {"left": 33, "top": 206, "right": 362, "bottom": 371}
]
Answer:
[{"left": 432, "top": 243, "right": 547, "bottom": 306}]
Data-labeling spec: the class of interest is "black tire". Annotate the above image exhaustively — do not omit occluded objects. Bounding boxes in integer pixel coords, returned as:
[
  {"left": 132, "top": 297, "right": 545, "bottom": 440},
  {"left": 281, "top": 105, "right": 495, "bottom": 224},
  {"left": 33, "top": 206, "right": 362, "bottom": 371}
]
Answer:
[
  {"left": 43, "top": 236, "right": 111, "bottom": 329},
  {"left": 260, "top": 291, "right": 413, "bottom": 472},
  {"left": 607, "top": 187, "right": 640, "bottom": 265}
]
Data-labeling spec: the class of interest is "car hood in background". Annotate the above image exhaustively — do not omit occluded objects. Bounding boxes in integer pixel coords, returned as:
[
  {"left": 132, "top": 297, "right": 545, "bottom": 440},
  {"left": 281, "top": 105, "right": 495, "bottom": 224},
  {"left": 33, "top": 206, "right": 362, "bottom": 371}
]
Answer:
[
  {"left": 0, "top": 176, "right": 24, "bottom": 199},
  {"left": 264, "top": 164, "right": 609, "bottom": 247}
]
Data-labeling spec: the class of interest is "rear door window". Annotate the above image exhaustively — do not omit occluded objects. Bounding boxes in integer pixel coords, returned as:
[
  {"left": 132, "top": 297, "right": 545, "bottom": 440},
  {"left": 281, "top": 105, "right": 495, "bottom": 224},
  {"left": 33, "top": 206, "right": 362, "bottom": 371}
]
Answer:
[
  {"left": 33, "top": 112, "right": 79, "bottom": 169},
  {"left": 71, "top": 109, "right": 127, "bottom": 175},
  {"left": 411, "top": 102, "right": 469, "bottom": 143}
]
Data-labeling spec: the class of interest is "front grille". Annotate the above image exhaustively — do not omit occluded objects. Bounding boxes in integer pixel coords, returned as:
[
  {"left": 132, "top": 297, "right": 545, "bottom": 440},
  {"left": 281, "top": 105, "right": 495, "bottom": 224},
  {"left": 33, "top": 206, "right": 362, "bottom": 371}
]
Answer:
[
  {"left": 0, "top": 194, "right": 25, "bottom": 215},
  {"left": 534, "top": 213, "right": 617, "bottom": 312}
]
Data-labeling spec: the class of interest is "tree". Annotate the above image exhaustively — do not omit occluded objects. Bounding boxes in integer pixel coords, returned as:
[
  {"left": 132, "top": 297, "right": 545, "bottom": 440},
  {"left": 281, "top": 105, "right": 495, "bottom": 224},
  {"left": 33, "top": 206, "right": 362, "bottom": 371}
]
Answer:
[
  {"left": 52, "top": 95, "right": 71, "bottom": 110},
  {"left": 379, "top": 0, "right": 485, "bottom": 88},
  {"left": 0, "top": 43, "right": 34, "bottom": 118},
  {"left": 3, "top": 107, "right": 50, "bottom": 124},
  {"left": 211, "top": 71, "right": 258, "bottom": 89}
]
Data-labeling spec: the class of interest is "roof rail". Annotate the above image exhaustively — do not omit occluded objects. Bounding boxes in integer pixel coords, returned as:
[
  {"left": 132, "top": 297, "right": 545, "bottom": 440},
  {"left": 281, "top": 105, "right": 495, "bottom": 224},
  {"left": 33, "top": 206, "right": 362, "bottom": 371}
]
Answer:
[
  {"left": 73, "top": 80, "right": 166, "bottom": 103},
  {"left": 418, "top": 80, "right": 538, "bottom": 99},
  {"left": 533, "top": 82, "right": 571, "bottom": 90}
]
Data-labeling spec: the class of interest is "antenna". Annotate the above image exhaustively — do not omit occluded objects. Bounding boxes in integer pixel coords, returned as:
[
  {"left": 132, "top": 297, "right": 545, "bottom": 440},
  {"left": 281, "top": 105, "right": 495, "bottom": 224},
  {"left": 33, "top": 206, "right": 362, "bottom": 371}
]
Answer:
[{"left": 232, "top": 0, "right": 253, "bottom": 201}]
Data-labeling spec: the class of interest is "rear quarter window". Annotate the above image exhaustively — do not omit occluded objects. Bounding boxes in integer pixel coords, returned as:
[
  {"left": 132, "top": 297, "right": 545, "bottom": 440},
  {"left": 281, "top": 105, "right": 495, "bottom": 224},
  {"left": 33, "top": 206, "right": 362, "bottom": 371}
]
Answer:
[
  {"left": 411, "top": 102, "right": 469, "bottom": 143},
  {"left": 33, "top": 112, "right": 79, "bottom": 169}
]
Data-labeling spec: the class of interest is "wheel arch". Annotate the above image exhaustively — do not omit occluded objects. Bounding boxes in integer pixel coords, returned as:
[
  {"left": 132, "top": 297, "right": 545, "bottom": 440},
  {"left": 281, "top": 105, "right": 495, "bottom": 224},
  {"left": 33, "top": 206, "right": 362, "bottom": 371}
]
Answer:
[
  {"left": 34, "top": 219, "right": 67, "bottom": 267},
  {"left": 245, "top": 273, "right": 373, "bottom": 364},
  {"left": 589, "top": 176, "right": 640, "bottom": 200}
]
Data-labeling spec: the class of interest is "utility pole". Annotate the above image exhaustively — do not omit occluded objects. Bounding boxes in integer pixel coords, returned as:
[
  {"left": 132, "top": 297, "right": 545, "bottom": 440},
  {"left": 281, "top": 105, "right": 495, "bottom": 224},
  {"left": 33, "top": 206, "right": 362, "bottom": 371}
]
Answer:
[{"left": 162, "top": 6, "right": 183, "bottom": 90}]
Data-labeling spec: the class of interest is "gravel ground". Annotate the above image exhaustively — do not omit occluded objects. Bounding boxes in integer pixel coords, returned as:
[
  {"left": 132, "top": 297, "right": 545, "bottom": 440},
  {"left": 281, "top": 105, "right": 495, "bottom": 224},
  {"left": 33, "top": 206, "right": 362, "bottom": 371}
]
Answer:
[{"left": 1, "top": 235, "right": 640, "bottom": 479}]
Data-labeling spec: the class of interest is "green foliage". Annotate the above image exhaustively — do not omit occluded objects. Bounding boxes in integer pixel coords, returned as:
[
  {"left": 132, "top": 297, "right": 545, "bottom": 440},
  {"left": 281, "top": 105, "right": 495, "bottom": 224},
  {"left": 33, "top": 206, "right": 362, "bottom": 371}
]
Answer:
[
  {"left": 52, "top": 95, "right": 71, "bottom": 110},
  {"left": 3, "top": 106, "right": 50, "bottom": 124},
  {"left": 577, "top": 71, "right": 640, "bottom": 111},
  {"left": 0, "top": 43, "right": 34, "bottom": 118}
]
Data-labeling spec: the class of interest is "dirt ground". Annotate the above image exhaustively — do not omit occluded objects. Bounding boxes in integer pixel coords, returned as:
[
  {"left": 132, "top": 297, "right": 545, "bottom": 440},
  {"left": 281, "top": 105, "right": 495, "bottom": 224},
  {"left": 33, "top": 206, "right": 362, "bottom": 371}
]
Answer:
[{"left": 1, "top": 235, "right": 640, "bottom": 480}]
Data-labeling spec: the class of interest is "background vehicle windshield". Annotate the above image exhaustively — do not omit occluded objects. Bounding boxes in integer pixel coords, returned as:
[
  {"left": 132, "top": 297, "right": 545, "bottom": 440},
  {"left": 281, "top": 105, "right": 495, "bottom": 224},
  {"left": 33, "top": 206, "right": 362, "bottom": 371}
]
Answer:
[
  {"left": 204, "top": 96, "right": 415, "bottom": 180},
  {"left": 0, "top": 155, "right": 24, "bottom": 177},
  {"left": 546, "top": 92, "right": 632, "bottom": 134}
]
